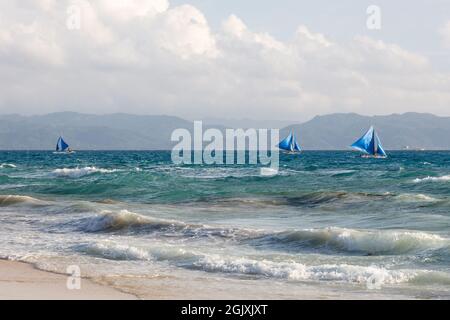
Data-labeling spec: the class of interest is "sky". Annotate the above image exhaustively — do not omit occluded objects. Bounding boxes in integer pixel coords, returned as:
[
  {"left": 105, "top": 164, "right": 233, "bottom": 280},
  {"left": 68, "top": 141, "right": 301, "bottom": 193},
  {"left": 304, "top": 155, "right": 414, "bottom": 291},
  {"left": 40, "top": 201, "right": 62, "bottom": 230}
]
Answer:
[{"left": 0, "top": 0, "right": 449, "bottom": 121}]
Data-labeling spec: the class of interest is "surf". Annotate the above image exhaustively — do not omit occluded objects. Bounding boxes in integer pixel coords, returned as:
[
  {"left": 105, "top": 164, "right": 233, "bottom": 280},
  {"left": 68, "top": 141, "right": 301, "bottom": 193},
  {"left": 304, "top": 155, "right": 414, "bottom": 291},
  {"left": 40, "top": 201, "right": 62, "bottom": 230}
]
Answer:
[
  {"left": 0, "top": 163, "right": 16, "bottom": 169},
  {"left": 252, "top": 227, "right": 449, "bottom": 255},
  {"left": 0, "top": 195, "right": 48, "bottom": 207},
  {"left": 413, "top": 175, "right": 450, "bottom": 183},
  {"left": 52, "top": 167, "right": 117, "bottom": 178}
]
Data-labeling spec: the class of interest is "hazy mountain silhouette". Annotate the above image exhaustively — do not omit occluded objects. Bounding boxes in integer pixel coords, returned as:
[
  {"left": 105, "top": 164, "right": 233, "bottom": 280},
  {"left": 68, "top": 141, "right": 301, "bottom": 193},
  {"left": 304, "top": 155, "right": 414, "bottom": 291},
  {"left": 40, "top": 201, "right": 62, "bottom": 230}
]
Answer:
[
  {"left": 0, "top": 112, "right": 192, "bottom": 150},
  {"left": 0, "top": 112, "right": 449, "bottom": 150},
  {"left": 283, "top": 112, "right": 450, "bottom": 150}
]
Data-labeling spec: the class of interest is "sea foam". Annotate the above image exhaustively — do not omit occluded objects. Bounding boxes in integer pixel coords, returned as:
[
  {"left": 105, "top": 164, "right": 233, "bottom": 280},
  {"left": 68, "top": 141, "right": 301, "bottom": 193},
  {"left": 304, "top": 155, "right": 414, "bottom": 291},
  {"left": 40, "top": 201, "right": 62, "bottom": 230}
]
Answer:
[
  {"left": 413, "top": 175, "right": 450, "bottom": 183},
  {"left": 76, "top": 241, "right": 151, "bottom": 261},
  {"left": 194, "top": 255, "right": 417, "bottom": 286},
  {"left": 395, "top": 193, "right": 438, "bottom": 202},
  {"left": 53, "top": 166, "right": 117, "bottom": 178},
  {"left": 0, "top": 163, "right": 16, "bottom": 169},
  {"left": 0, "top": 195, "right": 48, "bottom": 207},
  {"left": 74, "top": 241, "right": 419, "bottom": 286},
  {"left": 252, "top": 227, "right": 448, "bottom": 255},
  {"left": 80, "top": 210, "right": 188, "bottom": 232}
]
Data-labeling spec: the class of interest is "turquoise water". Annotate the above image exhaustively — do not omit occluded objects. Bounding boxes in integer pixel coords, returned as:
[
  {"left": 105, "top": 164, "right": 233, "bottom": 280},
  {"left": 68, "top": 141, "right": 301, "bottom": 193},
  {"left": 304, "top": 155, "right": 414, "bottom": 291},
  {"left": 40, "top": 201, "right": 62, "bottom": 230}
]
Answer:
[{"left": 0, "top": 151, "right": 449, "bottom": 299}]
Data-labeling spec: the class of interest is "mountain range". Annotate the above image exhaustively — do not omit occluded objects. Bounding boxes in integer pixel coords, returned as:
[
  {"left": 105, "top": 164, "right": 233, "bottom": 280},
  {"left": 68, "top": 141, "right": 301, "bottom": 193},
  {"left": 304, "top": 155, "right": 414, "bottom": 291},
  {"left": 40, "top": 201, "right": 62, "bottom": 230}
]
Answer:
[{"left": 0, "top": 112, "right": 449, "bottom": 150}]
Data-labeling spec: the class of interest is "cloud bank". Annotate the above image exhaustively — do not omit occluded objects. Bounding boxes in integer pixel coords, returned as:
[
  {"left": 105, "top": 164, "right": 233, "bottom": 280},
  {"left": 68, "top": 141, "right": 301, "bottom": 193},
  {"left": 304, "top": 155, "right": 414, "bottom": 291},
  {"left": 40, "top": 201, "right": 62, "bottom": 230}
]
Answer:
[{"left": 0, "top": 0, "right": 449, "bottom": 120}]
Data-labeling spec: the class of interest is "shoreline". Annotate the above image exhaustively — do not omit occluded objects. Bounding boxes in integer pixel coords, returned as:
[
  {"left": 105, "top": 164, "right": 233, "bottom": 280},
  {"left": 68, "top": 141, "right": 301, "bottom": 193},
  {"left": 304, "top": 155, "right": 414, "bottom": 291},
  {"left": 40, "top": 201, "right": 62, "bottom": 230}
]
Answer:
[{"left": 0, "top": 259, "right": 137, "bottom": 300}]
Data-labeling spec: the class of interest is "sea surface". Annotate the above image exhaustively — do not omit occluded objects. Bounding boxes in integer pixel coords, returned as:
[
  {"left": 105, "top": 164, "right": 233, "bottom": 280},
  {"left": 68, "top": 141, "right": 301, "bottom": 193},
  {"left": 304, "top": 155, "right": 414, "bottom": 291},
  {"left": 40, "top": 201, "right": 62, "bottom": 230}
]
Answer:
[{"left": 0, "top": 151, "right": 449, "bottom": 299}]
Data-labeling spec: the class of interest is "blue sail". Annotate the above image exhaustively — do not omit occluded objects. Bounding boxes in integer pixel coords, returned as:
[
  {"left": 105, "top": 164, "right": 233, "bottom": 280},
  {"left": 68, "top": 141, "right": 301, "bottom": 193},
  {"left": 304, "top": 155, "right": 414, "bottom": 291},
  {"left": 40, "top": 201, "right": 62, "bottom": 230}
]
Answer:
[
  {"left": 373, "top": 131, "right": 387, "bottom": 157},
  {"left": 350, "top": 126, "right": 387, "bottom": 157},
  {"left": 293, "top": 139, "right": 301, "bottom": 152},
  {"left": 56, "top": 136, "right": 69, "bottom": 152},
  {"left": 278, "top": 132, "right": 301, "bottom": 152},
  {"left": 278, "top": 132, "right": 293, "bottom": 151}
]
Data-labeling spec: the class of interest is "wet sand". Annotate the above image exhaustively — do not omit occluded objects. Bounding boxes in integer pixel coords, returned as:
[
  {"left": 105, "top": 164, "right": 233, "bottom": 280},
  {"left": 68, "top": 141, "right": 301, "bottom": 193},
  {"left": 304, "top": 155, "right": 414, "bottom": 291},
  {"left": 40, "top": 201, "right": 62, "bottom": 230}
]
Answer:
[{"left": 0, "top": 260, "right": 136, "bottom": 300}]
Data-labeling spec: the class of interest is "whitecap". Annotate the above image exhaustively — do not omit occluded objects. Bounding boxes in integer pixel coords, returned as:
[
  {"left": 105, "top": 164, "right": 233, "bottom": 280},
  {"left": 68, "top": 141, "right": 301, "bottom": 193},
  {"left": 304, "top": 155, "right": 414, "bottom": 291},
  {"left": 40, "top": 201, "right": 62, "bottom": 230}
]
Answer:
[
  {"left": 261, "top": 227, "right": 448, "bottom": 255},
  {"left": 76, "top": 241, "right": 151, "bottom": 261},
  {"left": 194, "top": 255, "right": 418, "bottom": 286},
  {"left": 260, "top": 167, "right": 278, "bottom": 176},
  {"left": 0, "top": 195, "right": 48, "bottom": 207},
  {"left": 52, "top": 166, "right": 117, "bottom": 178},
  {"left": 0, "top": 163, "right": 16, "bottom": 169},
  {"left": 80, "top": 210, "right": 187, "bottom": 232},
  {"left": 395, "top": 193, "right": 438, "bottom": 202},
  {"left": 413, "top": 175, "right": 450, "bottom": 183}
]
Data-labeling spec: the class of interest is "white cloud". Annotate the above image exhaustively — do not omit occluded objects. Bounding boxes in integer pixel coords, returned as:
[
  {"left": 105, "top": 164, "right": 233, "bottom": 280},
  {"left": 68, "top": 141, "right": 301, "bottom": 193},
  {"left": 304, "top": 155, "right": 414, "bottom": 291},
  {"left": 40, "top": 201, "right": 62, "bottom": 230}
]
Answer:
[
  {"left": 0, "top": 1, "right": 449, "bottom": 120},
  {"left": 153, "top": 4, "right": 218, "bottom": 59},
  {"left": 0, "top": 20, "right": 64, "bottom": 66},
  {"left": 96, "top": 0, "right": 169, "bottom": 21}
]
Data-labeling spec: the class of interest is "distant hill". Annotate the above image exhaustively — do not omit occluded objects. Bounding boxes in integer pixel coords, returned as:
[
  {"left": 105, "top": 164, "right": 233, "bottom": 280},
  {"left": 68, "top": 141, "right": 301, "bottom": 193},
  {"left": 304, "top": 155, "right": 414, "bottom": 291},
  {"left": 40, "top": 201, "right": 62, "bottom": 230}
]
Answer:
[
  {"left": 0, "top": 112, "right": 193, "bottom": 150},
  {"left": 0, "top": 112, "right": 449, "bottom": 150},
  {"left": 201, "top": 117, "right": 296, "bottom": 129},
  {"left": 282, "top": 112, "right": 450, "bottom": 150}
]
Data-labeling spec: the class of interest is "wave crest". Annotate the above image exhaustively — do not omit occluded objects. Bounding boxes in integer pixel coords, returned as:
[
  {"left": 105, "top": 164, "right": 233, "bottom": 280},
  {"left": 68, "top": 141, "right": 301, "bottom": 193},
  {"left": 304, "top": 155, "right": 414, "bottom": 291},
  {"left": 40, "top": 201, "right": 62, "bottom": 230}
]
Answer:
[
  {"left": 394, "top": 193, "right": 438, "bottom": 202},
  {"left": 53, "top": 167, "right": 117, "bottom": 178},
  {"left": 76, "top": 242, "right": 151, "bottom": 261},
  {"left": 80, "top": 210, "right": 188, "bottom": 232},
  {"left": 0, "top": 195, "right": 48, "bottom": 207},
  {"left": 75, "top": 241, "right": 420, "bottom": 286},
  {"left": 254, "top": 227, "right": 448, "bottom": 255},
  {"left": 413, "top": 175, "right": 450, "bottom": 183},
  {"left": 194, "top": 255, "right": 416, "bottom": 285},
  {"left": 0, "top": 163, "right": 16, "bottom": 169}
]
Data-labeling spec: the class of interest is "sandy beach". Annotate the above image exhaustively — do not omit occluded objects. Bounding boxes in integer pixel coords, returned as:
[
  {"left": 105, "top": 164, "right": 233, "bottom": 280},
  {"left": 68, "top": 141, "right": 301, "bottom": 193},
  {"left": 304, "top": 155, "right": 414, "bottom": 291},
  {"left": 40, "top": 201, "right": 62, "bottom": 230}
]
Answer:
[{"left": 0, "top": 260, "right": 136, "bottom": 300}]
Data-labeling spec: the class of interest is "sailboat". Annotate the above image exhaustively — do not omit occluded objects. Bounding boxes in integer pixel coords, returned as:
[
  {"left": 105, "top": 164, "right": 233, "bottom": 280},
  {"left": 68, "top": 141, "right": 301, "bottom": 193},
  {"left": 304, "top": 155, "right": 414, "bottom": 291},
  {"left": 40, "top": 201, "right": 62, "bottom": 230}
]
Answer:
[
  {"left": 278, "top": 131, "right": 301, "bottom": 153},
  {"left": 54, "top": 136, "right": 74, "bottom": 154},
  {"left": 350, "top": 126, "right": 387, "bottom": 158}
]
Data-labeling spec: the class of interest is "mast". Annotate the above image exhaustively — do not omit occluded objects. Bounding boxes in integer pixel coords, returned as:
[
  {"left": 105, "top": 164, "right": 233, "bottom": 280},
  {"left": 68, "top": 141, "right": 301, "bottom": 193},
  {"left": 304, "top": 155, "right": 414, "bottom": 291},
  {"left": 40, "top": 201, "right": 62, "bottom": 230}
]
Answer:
[{"left": 373, "top": 129, "right": 378, "bottom": 155}]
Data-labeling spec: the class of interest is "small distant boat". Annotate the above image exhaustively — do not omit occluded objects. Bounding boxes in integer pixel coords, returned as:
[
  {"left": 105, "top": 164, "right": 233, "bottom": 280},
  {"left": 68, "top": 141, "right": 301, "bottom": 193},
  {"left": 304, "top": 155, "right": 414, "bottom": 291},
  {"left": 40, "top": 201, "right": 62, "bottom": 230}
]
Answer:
[
  {"left": 350, "top": 126, "right": 387, "bottom": 158},
  {"left": 54, "top": 136, "right": 74, "bottom": 154},
  {"left": 278, "top": 131, "right": 301, "bottom": 153}
]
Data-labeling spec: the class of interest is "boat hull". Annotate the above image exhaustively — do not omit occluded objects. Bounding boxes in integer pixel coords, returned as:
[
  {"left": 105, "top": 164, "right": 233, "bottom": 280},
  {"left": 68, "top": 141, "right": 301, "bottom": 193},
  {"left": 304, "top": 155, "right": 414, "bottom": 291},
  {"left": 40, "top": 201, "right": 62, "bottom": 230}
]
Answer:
[
  {"left": 280, "top": 150, "right": 301, "bottom": 155},
  {"left": 361, "top": 154, "right": 387, "bottom": 159}
]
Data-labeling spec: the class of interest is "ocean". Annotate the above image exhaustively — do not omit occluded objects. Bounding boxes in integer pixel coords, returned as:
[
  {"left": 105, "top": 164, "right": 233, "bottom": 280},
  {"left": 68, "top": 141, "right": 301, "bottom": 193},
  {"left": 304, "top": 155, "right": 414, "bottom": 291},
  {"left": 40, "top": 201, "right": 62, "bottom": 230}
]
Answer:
[{"left": 0, "top": 151, "right": 449, "bottom": 299}]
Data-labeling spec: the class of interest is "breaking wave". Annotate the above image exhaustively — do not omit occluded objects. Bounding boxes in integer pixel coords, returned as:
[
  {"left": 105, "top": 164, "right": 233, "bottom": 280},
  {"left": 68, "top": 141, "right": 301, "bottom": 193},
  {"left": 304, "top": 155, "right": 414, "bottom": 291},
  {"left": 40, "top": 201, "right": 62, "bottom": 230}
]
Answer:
[
  {"left": 255, "top": 227, "right": 449, "bottom": 255},
  {"left": 0, "top": 163, "right": 16, "bottom": 169},
  {"left": 53, "top": 167, "right": 117, "bottom": 178},
  {"left": 79, "top": 210, "right": 187, "bottom": 232},
  {"left": 75, "top": 242, "right": 151, "bottom": 261},
  {"left": 76, "top": 210, "right": 256, "bottom": 241},
  {"left": 73, "top": 239, "right": 422, "bottom": 286},
  {"left": 209, "top": 191, "right": 441, "bottom": 208},
  {"left": 394, "top": 193, "right": 438, "bottom": 202},
  {"left": 194, "top": 255, "right": 418, "bottom": 285},
  {"left": 413, "top": 175, "right": 450, "bottom": 183},
  {"left": 0, "top": 195, "right": 48, "bottom": 207},
  {"left": 75, "top": 240, "right": 421, "bottom": 286},
  {"left": 77, "top": 211, "right": 448, "bottom": 256}
]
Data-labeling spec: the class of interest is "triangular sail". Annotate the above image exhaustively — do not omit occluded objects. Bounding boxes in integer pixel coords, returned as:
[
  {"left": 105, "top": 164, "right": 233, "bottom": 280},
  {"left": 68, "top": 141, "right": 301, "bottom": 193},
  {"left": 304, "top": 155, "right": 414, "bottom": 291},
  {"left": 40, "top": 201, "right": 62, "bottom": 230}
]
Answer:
[
  {"left": 373, "top": 131, "right": 387, "bottom": 157},
  {"left": 293, "top": 139, "right": 301, "bottom": 152},
  {"left": 350, "top": 126, "right": 386, "bottom": 157},
  {"left": 278, "top": 132, "right": 293, "bottom": 151},
  {"left": 278, "top": 132, "right": 301, "bottom": 152},
  {"left": 56, "top": 136, "right": 69, "bottom": 152}
]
